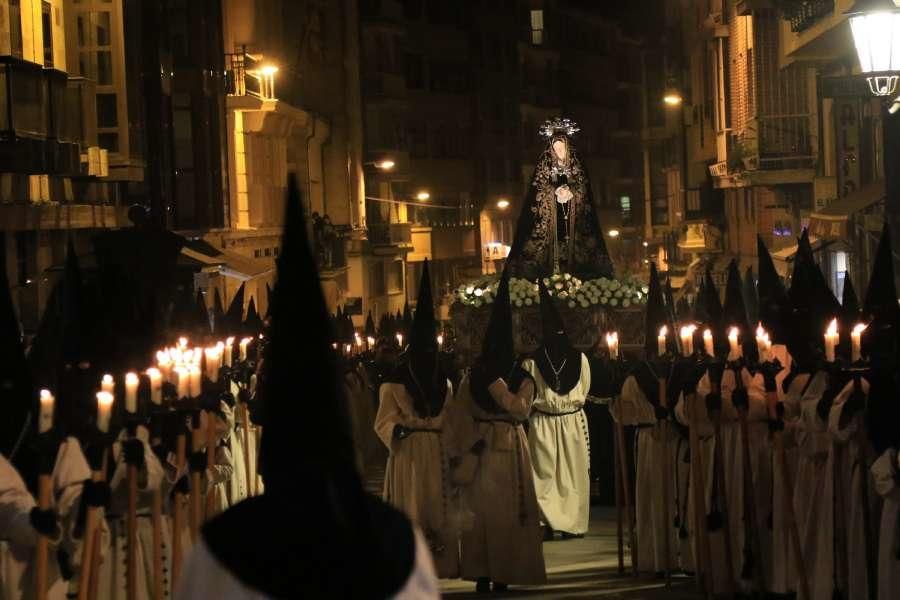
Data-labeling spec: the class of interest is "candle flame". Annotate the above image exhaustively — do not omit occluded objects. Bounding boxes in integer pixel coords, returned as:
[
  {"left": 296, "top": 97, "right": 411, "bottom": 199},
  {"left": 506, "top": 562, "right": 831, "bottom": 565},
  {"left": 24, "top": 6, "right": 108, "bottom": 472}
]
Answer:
[
  {"left": 146, "top": 367, "right": 161, "bottom": 379},
  {"left": 605, "top": 331, "right": 618, "bottom": 345},
  {"left": 756, "top": 323, "right": 766, "bottom": 338},
  {"left": 226, "top": 336, "right": 235, "bottom": 346},
  {"left": 157, "top": 350, "right": 171, "bottom": 364},
  {"left": 178, "top": 337, "right": 188, "bottom": 348},
  {"left": 826, "top": 318, "right": 838, "bottom": 336},
  {"left": 102, "top": 374, "right": 113, "bottom": 385},
  {"left": 728, "top": 326, "right": 739, "bottom": 339},
  {"left": 40, "top": 389, "right": 53, "bottom": 402},
  {"left": 703, "top": 328, "right": 712, "bottom": 338},
  {"left": 367, "top": 336, "right": 376, "bottom": 346},
  {"left": 125, "top": 372, "right": 139, "bottom": 385},
  {"left": 96, "top": 391, "right": 114, "bottom": 407},
  {"left": 852, "top": 323, "right": 867, "bottom": 335},
  {"left": 659, "top": 325, "right": 668, "bottom": 337}
]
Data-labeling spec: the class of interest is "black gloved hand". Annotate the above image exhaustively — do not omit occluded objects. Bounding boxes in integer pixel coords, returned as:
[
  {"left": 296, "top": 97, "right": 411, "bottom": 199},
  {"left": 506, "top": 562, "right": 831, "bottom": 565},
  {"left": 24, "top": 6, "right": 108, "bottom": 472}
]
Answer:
[
  {"left": 82, "top": 480, "right": 110, "bottom": 509},
  {"left": 122, "top": 439, "right": 145, "bottom": 468},
  {"left": 393, "top": 425, "right": 410, "bottom": 441},
  {"left": 759, "top": 359, "right": 783, "bottom": 392},
  {"left": 29, "top": 507, "right": 60, "bottom": 538},
  {"left": 680, "top": 361, "right": 705, "bottom": 395},
  {"left": 705, "top": 391, "right": 722, "bottom": 415},
  {"left": 188, "top": 451, "right": 207, "bottom": 474},
  {"left": 654, "top": 405, "right": 669, "bottom": 421},
  {"left": 173, "top": 475, "right": 190, "bottom": 496},
  {"left": 768, "top": 419, "right": 784, "bottom": 434},
  {"left": 731, "top": 387, "right": 749, "bottom": 412}
]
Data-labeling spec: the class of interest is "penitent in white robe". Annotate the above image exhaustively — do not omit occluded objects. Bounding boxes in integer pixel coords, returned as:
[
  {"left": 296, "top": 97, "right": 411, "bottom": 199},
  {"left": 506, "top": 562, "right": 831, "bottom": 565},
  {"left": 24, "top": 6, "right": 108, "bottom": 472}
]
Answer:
[
  {"left": 375, "top": 380, "right": 460, "bottom": 579},
  {"left": 96, "top": 426, "right": 165, "bottom": 600},
  {"left": 174, "top": 527, "right": 440, "bottom": 600},
  {"left": 871, "top": 447, "right": 900, "bottom": 600},
  {"left": 612, "top": 374, "right": 682, "bottom": 574},
  {"left": 523, "top": 354, "right": 591, "bottom": 536},
  {"left": 828, "top": 378, "right": 880, "bottom": 600},
  {"left": 454, "top": 375, "right": 546, "bottom": 586}
]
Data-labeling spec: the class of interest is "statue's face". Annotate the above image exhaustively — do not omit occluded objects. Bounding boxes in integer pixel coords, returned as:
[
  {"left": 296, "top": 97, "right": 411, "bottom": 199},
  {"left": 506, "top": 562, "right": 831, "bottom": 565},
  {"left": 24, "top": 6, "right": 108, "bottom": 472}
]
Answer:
[{"left": 552, "top": 138, "right": 568, "bottom": 162}]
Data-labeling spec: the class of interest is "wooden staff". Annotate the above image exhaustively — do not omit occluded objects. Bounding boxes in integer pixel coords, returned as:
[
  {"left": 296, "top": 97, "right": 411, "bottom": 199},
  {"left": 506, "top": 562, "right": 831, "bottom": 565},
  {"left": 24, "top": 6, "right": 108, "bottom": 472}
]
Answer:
[
  {"left": 241, "top": 402, "right": 252, "bottom": 497},
  {"left": 190, "top": 413, "right": 203, "bottom": 542},
  {"left": 614, "top": 423, "right": 624, "bottom": 575},
  {"left": 657, "top": 375, "right": 672, "bottom": 587},
  {"left": 709, "top": 377, "right": 736, "bottom": 596},
  {"left": 686, "top": 389, "right": 713, "bottom": 599},
  {"left": 765, "top": 385, "right": 810, "bottom": 600},
  {"left": 850, "top": 376, "right": 877, "bottom": 600},
  {"left": 149, "top": 422, "right": 164, "bottom": 600},
  {"left": 77, "top": 450, "right": 107, "bottom": 600},
  {"left": 614, "top": 406, "right": 637, "bottom": 575},
  {"left": 34, "top": 473, "right": 52, "bottom": 600},
  {"left": 254, "top": 425, "right": 263, "bottom": 496},
  {"left": 205, "top": 408, "right": 217, "bottom": 517},
  {"left": 126, "top": 434, "right": 138, "bottom": 600},
  {"left": 171, "top": 429, "right": 186, "bottom": 588}
]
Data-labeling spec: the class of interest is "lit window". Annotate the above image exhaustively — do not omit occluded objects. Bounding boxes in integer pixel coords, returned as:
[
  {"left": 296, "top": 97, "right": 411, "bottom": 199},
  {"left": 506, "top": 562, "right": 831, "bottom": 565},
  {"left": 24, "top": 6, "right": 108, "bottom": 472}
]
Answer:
[
  {"left": 531, "top": 10, "right": 544, "bottom": 45},
  {"left": 619, "top": 196, "right": 631, "bottom": 221}
]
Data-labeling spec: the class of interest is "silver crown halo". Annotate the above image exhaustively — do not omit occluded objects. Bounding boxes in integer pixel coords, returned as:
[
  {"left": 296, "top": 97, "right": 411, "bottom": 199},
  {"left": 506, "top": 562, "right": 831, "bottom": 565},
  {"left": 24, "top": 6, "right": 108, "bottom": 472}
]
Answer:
[{"left": 539, "top": 117, "right": 580, "bottom": 138}]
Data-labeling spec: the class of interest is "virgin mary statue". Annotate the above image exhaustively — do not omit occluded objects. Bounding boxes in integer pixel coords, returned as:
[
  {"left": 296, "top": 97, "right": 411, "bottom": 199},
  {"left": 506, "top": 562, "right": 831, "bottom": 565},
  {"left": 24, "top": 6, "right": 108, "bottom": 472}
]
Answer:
[{"left": 508, "top": 118, "right": 614, "bottom": 281}]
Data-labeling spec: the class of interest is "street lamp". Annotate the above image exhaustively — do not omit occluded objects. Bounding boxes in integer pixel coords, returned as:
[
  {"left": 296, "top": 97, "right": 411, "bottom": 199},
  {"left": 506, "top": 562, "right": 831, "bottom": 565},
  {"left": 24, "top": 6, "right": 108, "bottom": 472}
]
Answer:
[
  {"left": 846, "top": 0, "right": 900, "bottom": 96},
  {"left": 372, "top": 159, "right": 395, "bottom": 170},
  {"left": 416, "top": 191, "right": 431, "bottom": 201},
  {"left": 608, "top": 229, "right": 620, "bottom": 238},
  {"left": 663, "top": 90, "right": 683, "bottom": 106},
  {"left": 497, "top": 198, "right": 510, "bottom": 210}
]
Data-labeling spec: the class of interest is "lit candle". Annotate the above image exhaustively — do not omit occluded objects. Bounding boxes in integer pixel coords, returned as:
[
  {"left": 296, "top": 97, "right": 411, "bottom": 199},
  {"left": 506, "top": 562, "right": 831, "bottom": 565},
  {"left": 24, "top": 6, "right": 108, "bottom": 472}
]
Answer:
[
  {"left": 239, "top": 337, "right": 252, "bottom": 361},
  {"left": 658, "top": 326, "right": 668, "bottom": 357},
  {"left": 224, "top": 337, "right": 235, "bottom": 367},
  {"left": 396, "top": 333, "right": 404, "bottom": 348},
  {"left": 174, "top": 366, "right": 189, "bottom": 399},
  {"left": 96, "top": 391, "right": 114, "bottom": 433},
  {"left": 345, "top": 343, "right": 352, "bottom": 356},
  {"left": 606, "top": 331, "right": 619, "bottom": 360},
  {"left": 437, "top": 334, "right": 444, "bottom": 349},
  {"left": 204, "top": 347, "right": 222, "bottom": 382},
  {"left": 124, "top": 372, "right": 139, "bottom": 414},
  {"left": 824, "top": 318, "right": 839, "bottom": 363},
  {"left": 189, "top": 366, "right": 202, "bottom": 398},
  {"left": 756, "top": 324, "right": 769, "bottom": 362},
  {"left": 101, "top": 374, "right": 115, "bottom": 395},
  {"left": 728, "top": 327, "right": 742, "bottom": 361},
  {"left": 703, "top": 329, "right": 714, "bottom": 357},
  {"left": 178, "top": 336, "right": 188, "bottom": 349},
  {"left": 39, "top": 389, "right": 55, "bottom": 434},
  {"left": 191, "top": 347, "right": 202, "bottom": 366},
  {"left": 146, "top": 368, "right": 163, "bottom": 405},
  {"left": 367, "top": 336, "right": 376, "bottom": 349},
  {"left": 157, "top": 350, "right": 173, "bottom": 383},
  {"left": 851, "top": 323, "right": 867, "bottom": 363},
  {"left": 679, "top": 325, "right": 696, "bottom": 357}
]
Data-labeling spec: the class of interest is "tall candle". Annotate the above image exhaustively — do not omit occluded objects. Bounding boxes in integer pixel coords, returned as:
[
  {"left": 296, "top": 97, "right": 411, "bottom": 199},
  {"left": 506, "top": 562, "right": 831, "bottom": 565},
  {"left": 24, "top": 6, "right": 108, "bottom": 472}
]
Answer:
[
  {"left": 657, "top": 325, "right": 668, "bottom": 357},
  {"left": 239, "top": 337, "right": 252, "bottom": 361},
  {"left": 146, "top": 368, "right": 163, "bottom": 405},
  {"left": 367, "top": 336, "right": 376, "bottom": 349},
  {"left": 436, "top": 334, "right": 444, "bottom": 349},
  {"left": 703, "top": 329, "right": 714, "bottom": 357},
  {"left": 396, "top": 333, "right": 404, "bottom": 348},
  {"left": 39, "top": 389, "right": 55, "bottom": 434},
  {"left": 124, "top": 372, "right": 139, "bottom": 414},
  {"left": 851, "top": 323, "right": 866, "bottom": 363},
  {"left": 157, "top": 350, "right": 173, "bottom": 383},
  {"left": 224, "top": 337, "right": 235, "bottom": 367},
  {"left": 728, "top": 327, "right": 742, "bottom": 360},
  {"left": 204, "top": 347, "right": 222, "bottom": 382},
  {"left": 679, "top": 325, "right": 696, "bottom": 357},
  {"left": 96, "top": 391, "right": 114, "bottom": 433},
  {"left": 606, "top": 331, "right": 619, "bottom": 360},
  {"left": 174, "top": 366, "right": 189, "bottom": 399},
  {"left": 101, "top": 374, "right": 115, "bottom": 395},
  {"left": 756, "top": 324, "right": 768, "bottom": 361},
  {"left": 178, "top": 336, "right": 188, "bottom": 349},
  {"left": 189, "top": 366, "right": 202, "bottom": 398},
  {"left": 824, "top": 318, "right": 839, "bottom": 363}
]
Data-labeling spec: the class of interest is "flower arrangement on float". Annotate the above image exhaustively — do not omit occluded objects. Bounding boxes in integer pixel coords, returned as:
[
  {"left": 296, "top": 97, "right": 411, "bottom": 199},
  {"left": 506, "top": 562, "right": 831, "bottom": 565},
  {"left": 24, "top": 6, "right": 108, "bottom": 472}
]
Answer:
[{"left": 454, "top": 272, "right": 649, "bottom": 309}]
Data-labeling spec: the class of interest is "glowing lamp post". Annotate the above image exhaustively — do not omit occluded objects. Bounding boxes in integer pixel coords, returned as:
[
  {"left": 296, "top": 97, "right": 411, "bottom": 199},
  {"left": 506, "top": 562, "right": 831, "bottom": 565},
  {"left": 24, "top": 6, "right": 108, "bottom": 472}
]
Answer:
[{"left": 846, "top": 0, "right": 900, "bottom": 96}]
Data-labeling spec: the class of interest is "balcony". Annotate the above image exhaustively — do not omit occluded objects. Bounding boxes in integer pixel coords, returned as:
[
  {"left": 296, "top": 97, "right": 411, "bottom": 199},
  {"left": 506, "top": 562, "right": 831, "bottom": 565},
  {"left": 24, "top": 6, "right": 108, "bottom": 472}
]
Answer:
[
  {"left": 368, "top": 222, "right": 413, "bottom": 249},
  {"left": 225, "top": 51, "right": 277, "bottom": 100},
  {"left": 781, "top": 0, "right": 835, "bottom": 33}
]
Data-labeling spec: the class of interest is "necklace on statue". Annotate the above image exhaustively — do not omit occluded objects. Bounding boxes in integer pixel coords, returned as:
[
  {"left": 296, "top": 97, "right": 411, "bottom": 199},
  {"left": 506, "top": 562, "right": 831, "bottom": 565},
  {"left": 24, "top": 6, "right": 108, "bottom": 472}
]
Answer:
[{"left": 543, "top": 348, "right": 568, "bottom": 392}]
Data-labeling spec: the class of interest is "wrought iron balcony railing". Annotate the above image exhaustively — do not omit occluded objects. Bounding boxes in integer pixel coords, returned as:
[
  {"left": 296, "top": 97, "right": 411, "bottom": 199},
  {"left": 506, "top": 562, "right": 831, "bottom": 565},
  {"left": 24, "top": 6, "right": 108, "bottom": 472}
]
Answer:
[{"left": 777, "top": 0, "right": 835, "bottom": 33}]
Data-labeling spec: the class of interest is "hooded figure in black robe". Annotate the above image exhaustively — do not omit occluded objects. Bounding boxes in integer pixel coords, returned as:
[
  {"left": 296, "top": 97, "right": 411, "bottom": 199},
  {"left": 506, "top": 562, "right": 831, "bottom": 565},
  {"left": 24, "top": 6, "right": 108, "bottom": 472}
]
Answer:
[
  {"left": 757, "top": 235, "right": 791, "bottom": 346},
  {"left": 523, "top": 279, "right": 591, "bottom": 537},
  {"left": 508, "top": 118, "right": 613, "bottom": 280},
  {"left": 743, "top": 266, "right": 759, "bottom": 327},
  {"left": 177, "top": 176, "right": 438, "bottom": 599}
]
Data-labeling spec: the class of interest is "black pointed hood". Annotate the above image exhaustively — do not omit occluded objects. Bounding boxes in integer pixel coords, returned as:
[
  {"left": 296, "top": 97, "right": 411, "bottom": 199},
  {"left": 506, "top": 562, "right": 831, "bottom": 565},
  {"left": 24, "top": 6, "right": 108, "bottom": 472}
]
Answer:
[
  {"left": 534, "top": 278, "right": 581, "bottom": 394},
  {"left": 409, "top": 260, "right": 436, "bottom": 353},
  {"left": 743, "top": 266, "right": 759, "bottom": 326},
  {"left": 862, "top": 223, "right": 899, "bottom": 360},
  {"left": 787, "top": 230, "right": 828, "bottom": 367},
  {"left": 692, "top": 276, "right": 709, "bottom": 324},
  {"left": 202, "top": 175, "right": 417, "bottom": 599},
  {"left": 243, "top": 297, "right": 263, "bottom": 335},
  {"left": 841, "top": 272, "right": 860, "bottom": 324},
  {"left": 265, "top": 283, "right": 273, "bottom": 320},
  {"left": 0, "top": 236, "right": 33, "bottom": 459},
  {"left": 701, "top": 269, "right": 725, "bottom": 356},
  {"left": 644, "top": 262, "right": 669, "bottom": 356},
  {"left": 723, "top": 259, "right": 754, "bottom": 360},
  {"left": 365, "top": 311, "right": 376, "bottom": 337},
  {"left": 212, "top": 289, "right": 226, "bottom": 335},
  {"left": 757, "top": 236, "right": 790, "bottom": 344},
  {"left": 195, "top": 290, "right": 211, "bottom": 338},
  {"left": 224, "top": 283, "right": 246, "bottom": 333}
]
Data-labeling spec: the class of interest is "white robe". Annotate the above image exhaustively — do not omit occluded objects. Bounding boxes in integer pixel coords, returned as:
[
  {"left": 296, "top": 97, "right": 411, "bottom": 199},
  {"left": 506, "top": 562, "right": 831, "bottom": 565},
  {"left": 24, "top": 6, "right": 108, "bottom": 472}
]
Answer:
[
  {"left": 375, "top": 380, "right": 460, "bottom": 579},
  {"left": 96, "top": 426, "right": 165, "bottom": 600},
  {"left": 174, "top": 527, "right": 440, "bottom": 599},
  {"left": 871, "top": 447, "right": 900, "bottom": 600},
  {"left": 611, "top": 375, "right": 683, "bottom": 573},
  {"left": 523, "top": 354, "right": 591, "bottom": 535},
  {"left": 828, "top": 378, "right": 880, "bottom": 600},
  {"left": 1, "top": 438, "right": 95, "bottom": 600}
]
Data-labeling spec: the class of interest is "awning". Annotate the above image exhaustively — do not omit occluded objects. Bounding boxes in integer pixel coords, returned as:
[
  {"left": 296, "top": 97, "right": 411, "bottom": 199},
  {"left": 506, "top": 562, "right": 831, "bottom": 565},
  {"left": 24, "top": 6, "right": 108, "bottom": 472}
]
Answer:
[
  {"left": 771, "top": 235, "right": 835, "bottom": 277},
  {"left": 809, "top": 179, "right": 884, "bottom": 240},
  {"left": 180, "top": 240, "right": 274, "bottom": 281}
]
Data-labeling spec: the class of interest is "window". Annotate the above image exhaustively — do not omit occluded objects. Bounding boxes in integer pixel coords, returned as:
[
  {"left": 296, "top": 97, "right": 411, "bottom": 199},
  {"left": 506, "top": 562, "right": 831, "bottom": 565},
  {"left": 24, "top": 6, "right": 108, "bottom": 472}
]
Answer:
[
  {"left": 9, "top": 0, "right": 23, "bottom": 58},
  {"left": 42, "top": 2, "right": 53, "bottom": 67},
  {"left": 98, "top": 132, "right": 119, "bottom": 152},
  {"left": 832, "top": 251, "right": 848, "bottom": 301},
  {"left": 96, "top": 93, "right": 118, "bottom": 127},
  {"left": 619, "top": 196, "right": 632, "bottom": 223},
  {"left": 530, "top": 10, "right": 544, "bottom": 45}
]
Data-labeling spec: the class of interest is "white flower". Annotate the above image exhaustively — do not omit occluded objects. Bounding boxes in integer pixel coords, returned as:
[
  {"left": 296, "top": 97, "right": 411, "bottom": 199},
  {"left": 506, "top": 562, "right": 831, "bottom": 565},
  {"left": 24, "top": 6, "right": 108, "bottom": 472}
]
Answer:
[
  {"left": 473, "top": 299, "right": 482, "bottom": 307},
  {"left": 623, "top": 299, "right": 631, "bottom": 308},
  {"left": 466, "top": 286, "right": 475, "bottom": 294},
  {"left": 601, "top": 297, "right": 608, "bottom": 304},
  {"left": 614, "top": 290, "right": 623, "bottom": 298},
  {"left": 610, "top": 298, "right": 618, "bottom": 306},
  {"left": 524, "top": 298, "right": 533, "bottom": 306},
  {"left": 474, "top": 288, "right": 484, "bottom": 297},
  {"left": 554, "top": 282, "right": 564, "bottom": 290},
  {"left": 568, "top": 301, "right": 576, "bottom": 308},
  {"left": 558, "top": 291, "right": 568, "bottom": 299},
  {"left": 515, "top": 299, "right": 523, "bottom": 307},
  {"left": 564, "top": 273, "right": 571, "bottom": 281},
  {"left": 641, "top": 285, "right": 649, "bottom": 293},
  {"left": 580, "top": 300, "right": 589, "bottom": 308}
]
